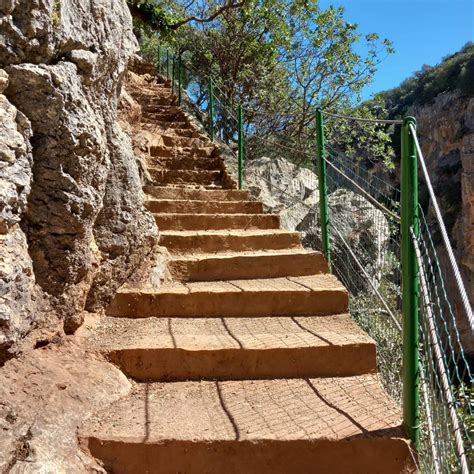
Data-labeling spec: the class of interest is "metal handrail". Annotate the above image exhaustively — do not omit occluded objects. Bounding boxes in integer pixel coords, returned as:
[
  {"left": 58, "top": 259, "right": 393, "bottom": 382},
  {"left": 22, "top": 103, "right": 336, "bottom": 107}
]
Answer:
[{"left": 323, "top": 110, "right": 403, "bottom": 125}]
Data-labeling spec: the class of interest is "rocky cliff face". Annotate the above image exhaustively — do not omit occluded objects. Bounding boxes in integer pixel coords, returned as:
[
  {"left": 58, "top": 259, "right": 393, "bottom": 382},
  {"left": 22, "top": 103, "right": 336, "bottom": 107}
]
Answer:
[
  {"left": 0, "top": 0, "right": 158, "bottom": 363},
  {"left": 412, "top": 91, "right": 474, "bottom": 350},
  {"left": 0, "top": 71, "right": 44, "bottom": 364},
  {"left": 246, "top": 157, "right": 390, "bottom": 292}
]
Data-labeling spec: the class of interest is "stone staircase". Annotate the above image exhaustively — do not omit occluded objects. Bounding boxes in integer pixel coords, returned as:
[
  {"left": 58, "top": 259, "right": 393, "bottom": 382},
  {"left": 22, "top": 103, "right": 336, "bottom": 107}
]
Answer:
[{"left": 79, "top": 65, "right": 416, "bottom": 473}]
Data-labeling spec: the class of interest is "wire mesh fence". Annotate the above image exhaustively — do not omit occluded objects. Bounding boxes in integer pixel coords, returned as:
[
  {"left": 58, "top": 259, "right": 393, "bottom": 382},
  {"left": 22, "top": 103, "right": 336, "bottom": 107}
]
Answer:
[
  {"left": 140, "top": 48, "right": 473, "bottom": 472},
  {"left": 416, "top": 207, "right": 473, "bottom": 473},
  {"left": 322, "top": 145, "right": 404, "bottom": 402},
  {"left": 243, "top": 123, "right": 473, "bottom": 473}
]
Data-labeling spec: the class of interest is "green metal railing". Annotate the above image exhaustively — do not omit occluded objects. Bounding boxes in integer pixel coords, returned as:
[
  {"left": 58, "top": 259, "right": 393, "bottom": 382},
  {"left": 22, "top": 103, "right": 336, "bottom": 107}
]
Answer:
[
  {"left": 401, "top": 116, "right": 420, "bottom": 448},
  {"left": 316, "top": 109, "right": 331, "bottom": 267},
  {"left": 208, "top": 78, "right": 215, "bottom": 141},
  {"left": 316, "top": 110, "right": 473, "bottom": 473},
  {"left": 144, "top": 45, "right": 473, "bottom": 472},
  {"left": 237, "top": 105, "right": 244, "bottom": 189},
  {"left": 153, "top": 48, "right": 245, "bottom": 188},
  {"left": 319, "top": 110, "right": 472, "bottom": 472}
]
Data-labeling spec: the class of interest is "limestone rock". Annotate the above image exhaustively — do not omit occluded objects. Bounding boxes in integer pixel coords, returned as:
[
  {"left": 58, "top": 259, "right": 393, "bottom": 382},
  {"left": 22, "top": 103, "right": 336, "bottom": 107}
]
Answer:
[
  {"left": 326, "top": 189, "right": 389, "bottom": 287},
  {"left": 85, "top": 123, "right": 158, "bottom": 310},
  {"left": 0, "top": 83, "right": 41, "bottom": 363},
  {"left": 246, "top": 156, "right": 390, "bottom": 290},
  {"left": 0, "top": 92, "right": 32, "bottom": 234},
  {"left": 0, "top": 69, "right": 8, "bottom": 93},
  {"left": 1, "top": 0, "right": 158, "bottom": 335},
  {"left": 246, "top": 156, "right": 319, "bottom": 230},
  {"left": 0, "top": 228, "right": 36, "bottom": 364},
  {"left": 68, "top": 49, "right": 97, "bottom": 75},
  {"left": 0, "top": 338, "right": 131, "bottom": 472},
  {"left": 411, "top": 91, "right": 474, "bottom": 351}
]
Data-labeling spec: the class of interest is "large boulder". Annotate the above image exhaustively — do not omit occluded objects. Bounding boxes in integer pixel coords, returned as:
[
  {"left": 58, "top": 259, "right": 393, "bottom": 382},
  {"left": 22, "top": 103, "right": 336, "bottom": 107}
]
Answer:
[
  {"left": 0, "top": 73, "right": 31, "bottom": 233},
  {"left": 246, "top": 156, "right": 390, "bottom": 291},
  {"left": 246, "top": 156, "right": 319, "bottom": 229},
  {"left": 318, "top": 188, "right": 390, "bottom": 291},
  {"left": 0, "top": 76, "right": 42, "bottom": 363},
  {"left": 0, "top": 1, "right": 158, "bottom": 349}
]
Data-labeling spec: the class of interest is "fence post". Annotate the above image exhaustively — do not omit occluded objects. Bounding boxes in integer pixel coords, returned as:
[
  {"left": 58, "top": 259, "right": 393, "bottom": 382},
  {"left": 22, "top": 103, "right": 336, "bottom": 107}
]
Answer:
[
  {"left": 208, "top": 78, "right": 215, "bottom": 141},
  {"left": 178, "top": 57, "right": 182, "bottom": 105},
  {"left": 157, "top": 45, "right": 161, "bottom": 73},
  {"left": 315, "top": 109, "right": 331, "bottom": 267},
  {"left": 401, "top": 116, "right": 420, "bottom": 449},
  {"left": 172, "top": 56, "right": 176, "bottom": 95},
  {"left": 166, "top": 50, "right": 169, "bottom": 80},
  {"left": 238, "top": 105, "right": 244, "bottom": 189}
]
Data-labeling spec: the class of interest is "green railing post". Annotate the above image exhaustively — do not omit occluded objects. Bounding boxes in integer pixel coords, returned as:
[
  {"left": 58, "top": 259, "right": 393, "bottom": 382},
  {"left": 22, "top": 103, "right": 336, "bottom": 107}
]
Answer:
[
  {"left": 172, "top": 56, "right": 176, "bottom": 95},
  {"left": 166, "top": 50, "right": 169, "bottom": 80},
  {"left": 316, "top": 108, "right": 331, "bottom": 267},
  {"left": 178, "top": 56, "right": 182, "bottom": 105},
  {"left": 238, "top": 105, "right": 244, "bottom": 189},
  {"left": 157, "top": 45, "right": 161, "bottom": 73},
  {"left": 401, "top": 116, "right": 420, "bottom": 449},
  {"left": 208, "top": 78, "right": 215, "bottom": 141}
]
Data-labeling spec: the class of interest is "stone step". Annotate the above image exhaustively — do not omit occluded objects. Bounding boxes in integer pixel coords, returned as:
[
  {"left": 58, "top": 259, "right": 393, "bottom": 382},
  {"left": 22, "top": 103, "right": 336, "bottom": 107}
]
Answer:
[
  {"left": 154, "top": 213, "right": 280, "bottom": 231},
  {"left": 145, "top": 199, "right": 262, "bottom": 214},
  {"left": 79, "top": 375, "right": 414, "bottom": 474},
  {"left": 94, "top": 314, "right": 376, "bottom": 381},
  {"left": 141, "top": 104, "right": 176, "bottom": 113},
  {"left": 149, "top": 169, "right": 222, "bottom": 186},
  {"left": 128, "top": 63, "right": 158, "bottom": 76},
  {"left": 160, "top": 229, "right": 301, "bottom": 253},
  {"left": 145, "top": 156, "right": 222, "bottom": 171},
  {"left": 168, "top": 249, "right": 327, "bottom": 281},
  {"left": 106, "top": 275, "right": 348, "bottom": 318},
  {"left": 147, "top": 184, "right": 228, "bottom": 191},
  {"left": 149, "top": 145, "right": 215, "bottom": 158},
  {"left": 147, "top": 120, "right": 189, "bottom": 129},
  {"left": 146, "top": 93, "right": 173, "bottom": 101},
  {"left": 170, "top": 128, "right": 197, "bottom": 138},
  {"left": 141, "top": 111, "right": 187, "bottom": 122},
  {"left": 144, "top": 186, "right": 249, "bottom": 201},
  {"left": 132, "top": 84, "right": 169, "bottom": 94},
  {"left": 138, "top": 119, "right": 190, "bottom": 130},
  {"left": 142, "top": 98, "right": 174, "bottom": 109},
  {"left": 161, "top": 135, "right": 209, "bottom": 148},
  {"left": 142, "top": 104, "right": 176, "bottom": 113},
  {"left": 135, "top": 98, "right": 175, "bottom": 105},
  {"left": 142, "top": 127, "right": 198, "bottom": 138}
]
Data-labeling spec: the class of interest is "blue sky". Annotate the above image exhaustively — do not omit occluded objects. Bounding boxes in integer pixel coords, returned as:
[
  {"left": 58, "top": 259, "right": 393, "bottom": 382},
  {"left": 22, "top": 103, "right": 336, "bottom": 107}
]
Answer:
[{"left": 319, "top": 0, "right": 474, "bottom": 99}]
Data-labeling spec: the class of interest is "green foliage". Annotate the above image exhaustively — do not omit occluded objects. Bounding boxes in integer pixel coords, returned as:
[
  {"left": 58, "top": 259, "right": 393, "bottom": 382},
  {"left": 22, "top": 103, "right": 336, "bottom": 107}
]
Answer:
[
  {"left": 352, "top": 301, "right": 403, "bottom": 400},
  {"left": 127, "top": 0, "right": 178, "bottom": 39},
  {"left": 52, "top": 0, "right": 61, "bottom": 28},
  {"left": 346, "top": 249, "right": 403, "bottom": 401},
  {"left": 456, "top": 384, "right": 474, "bottom": 468},
  {"left": 378, "top": 42, "right": 474, "bottom": 118},
  {"left": 140, "top": 33, "right": 165, "bottom": 63},
  {"left": 325, "top": 97, "right": 396, "bottom": 170},
  {"left": 159, "top": 0, "right": 395, "bottom": 168}
]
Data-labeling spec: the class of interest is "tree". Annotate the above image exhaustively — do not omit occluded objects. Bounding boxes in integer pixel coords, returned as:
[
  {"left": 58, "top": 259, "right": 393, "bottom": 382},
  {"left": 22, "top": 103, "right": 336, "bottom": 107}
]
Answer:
[
  {"left": 137, "top": 0, "right": 395, "bottom": 166},
  {"left": 127, "top": 0, "right": 247, "bottom": 36}
]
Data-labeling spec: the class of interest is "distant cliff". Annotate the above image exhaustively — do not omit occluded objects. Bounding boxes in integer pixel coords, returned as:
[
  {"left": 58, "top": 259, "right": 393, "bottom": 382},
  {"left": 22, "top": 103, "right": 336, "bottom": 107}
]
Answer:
[{"left": 378, "top": 43, "right": 474, "bottom": 350}]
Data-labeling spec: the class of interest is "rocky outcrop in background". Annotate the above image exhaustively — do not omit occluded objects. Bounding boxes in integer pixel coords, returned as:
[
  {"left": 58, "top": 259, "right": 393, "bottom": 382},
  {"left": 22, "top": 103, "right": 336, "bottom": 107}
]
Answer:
[
  {"left": 246, "top": 157, "right": 390, "bottom": 292},
  {"left": 0, "top": 0, "right": 158, "bottom": 362},
  {"left": 246, "top": 156, "right": 319, "bottom": 229},
  {"left": 412, "top": 92, "right": 474, "bottom": 351}
]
